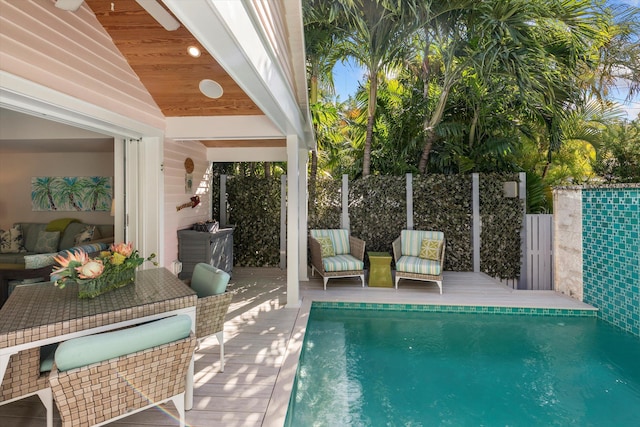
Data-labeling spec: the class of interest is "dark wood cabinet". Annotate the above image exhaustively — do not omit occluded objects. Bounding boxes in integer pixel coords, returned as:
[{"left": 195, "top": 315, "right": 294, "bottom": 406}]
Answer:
[{"left": 177, "top": 228, "right": 233, "bottom": 280}]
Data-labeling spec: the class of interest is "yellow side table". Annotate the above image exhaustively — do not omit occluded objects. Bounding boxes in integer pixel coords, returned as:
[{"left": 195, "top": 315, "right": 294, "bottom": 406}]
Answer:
[{"left": 368, "top": 252, "right": 393, "bottom": 287}]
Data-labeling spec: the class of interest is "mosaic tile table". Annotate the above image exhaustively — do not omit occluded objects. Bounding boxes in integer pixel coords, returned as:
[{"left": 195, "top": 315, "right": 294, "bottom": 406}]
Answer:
[{"left": 0, "top": 267, "right": 198, "bottom": 411}]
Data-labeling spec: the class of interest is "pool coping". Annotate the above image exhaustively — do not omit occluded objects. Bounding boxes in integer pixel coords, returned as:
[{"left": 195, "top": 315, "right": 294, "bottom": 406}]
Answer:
[{"left": 262, "top": 298, "right": 599, "bottom": 426}]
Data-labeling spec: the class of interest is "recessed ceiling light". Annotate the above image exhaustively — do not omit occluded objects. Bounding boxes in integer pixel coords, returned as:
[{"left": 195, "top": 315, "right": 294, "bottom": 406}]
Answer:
[
  {"left": 187, "top": 46, "right": 201, "bottom": 58},
  {"left": 199, "top": 79, "right": 223, "bottom": 99}
]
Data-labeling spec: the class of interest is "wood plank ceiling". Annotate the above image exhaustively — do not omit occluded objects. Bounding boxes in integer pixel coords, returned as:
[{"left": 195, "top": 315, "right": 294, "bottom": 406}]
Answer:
[{"left": 85, "top": 0, "right": 262, "bottom": 118}]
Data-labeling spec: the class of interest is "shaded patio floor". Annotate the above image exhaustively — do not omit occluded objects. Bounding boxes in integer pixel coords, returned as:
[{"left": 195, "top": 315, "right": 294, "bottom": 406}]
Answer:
[{"left": 0, "top": 268, "right": 596, "bottom": 426}]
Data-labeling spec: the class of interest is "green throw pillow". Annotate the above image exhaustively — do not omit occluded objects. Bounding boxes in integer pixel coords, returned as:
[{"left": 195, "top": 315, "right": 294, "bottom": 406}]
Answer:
[
  {"left": 419, "top": 238, "right": 441, "bottom": 261},
  {"left": 34, "top": 231, "right": 60, "bottom": 253},
  {"left": 316, "top": 236, "right": 335, "bottom": 257}
]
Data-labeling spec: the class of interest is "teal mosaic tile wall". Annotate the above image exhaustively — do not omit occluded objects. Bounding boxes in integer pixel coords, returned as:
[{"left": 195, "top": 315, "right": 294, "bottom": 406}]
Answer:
[{"left": 582, "top": 188, "right": 639, "bottom": 337}]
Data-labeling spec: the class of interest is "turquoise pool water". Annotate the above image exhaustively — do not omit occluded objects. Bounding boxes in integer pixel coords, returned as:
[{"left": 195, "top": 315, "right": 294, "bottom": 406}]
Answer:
[{"left": 285, "top": 307, "right": 640, "bottom": 426}]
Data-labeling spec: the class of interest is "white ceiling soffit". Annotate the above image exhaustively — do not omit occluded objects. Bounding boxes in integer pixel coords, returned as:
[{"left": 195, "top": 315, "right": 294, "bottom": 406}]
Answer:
[
  {"left": 165, "top": 115, "right": 282, "bottom": 140},
  {"left": 206, "top": 147, "right": 287, "bottom": 162},
  {"left": 0, "top": 72, "right": 163, "bottom": 138},
  {"left": 162, "top": 0, "right": 312, "bottom": 148}
]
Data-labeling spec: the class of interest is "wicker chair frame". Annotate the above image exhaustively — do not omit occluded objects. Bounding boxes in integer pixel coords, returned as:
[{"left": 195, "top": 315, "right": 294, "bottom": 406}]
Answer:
[
  {"left": 0, "top": 347, "right": 54, "bottom": 427},
  {"left": 50, "top": 333, "right": 196, "bottom": 427},
  {"left": 196, "top": 291, "right": 233, "bottom": 372},
  {"left": 309, "top": 234, "right": 366, "bottom": 290},
  {"left": 393, "top": 236, "right": 446, "bottom": 294}
]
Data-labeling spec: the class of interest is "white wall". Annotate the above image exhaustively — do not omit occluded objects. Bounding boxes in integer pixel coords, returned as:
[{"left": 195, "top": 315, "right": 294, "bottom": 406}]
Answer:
[
  {"left": 0, "top": 0, "right": 164, "bottom": 129},
  {"left": 0, "top": 151, "right": 114, "bottom": 229},
  {"left": 163, "top": 139, "right": 211, "bottom": 268}
]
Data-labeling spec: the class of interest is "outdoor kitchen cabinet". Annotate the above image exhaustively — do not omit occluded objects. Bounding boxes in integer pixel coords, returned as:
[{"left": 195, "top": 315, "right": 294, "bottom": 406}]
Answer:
[{"left": 178, "top": 228, "right": 233, "bottom": 280}]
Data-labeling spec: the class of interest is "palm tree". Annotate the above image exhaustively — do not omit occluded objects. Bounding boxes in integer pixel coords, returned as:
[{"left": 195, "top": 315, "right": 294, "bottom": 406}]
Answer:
[
  {"left": 304, "top": 0, "right": 352, "bottom": 206},
  {"left": 31, "top": 177, "right": 57, "bottom": 211},
  {"left": 340, "top": 0, "right": 419, "bottom": 176},
  {"left": 55, "top": 177, "right": 84, "bottom": 211},
  {"left": 83, "top": 177, "right": 112, "bottom": 211},
  {"left": 415, "top": 0, "right": 604, "bottom": 174}
]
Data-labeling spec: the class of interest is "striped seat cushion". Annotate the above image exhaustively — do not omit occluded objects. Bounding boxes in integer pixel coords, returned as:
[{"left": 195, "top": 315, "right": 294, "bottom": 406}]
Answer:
[
  {"left": 322, "top": 255, "right": 364, "bottom": 272},
  {"left": 401, "top": 230, "right": 444, "bottom": 257},
  {"left": 310, "top": 229, "right": 351, "bottom": 255},
  {"left": 396, "top": 256, "right": 441, "bottom": 276}
]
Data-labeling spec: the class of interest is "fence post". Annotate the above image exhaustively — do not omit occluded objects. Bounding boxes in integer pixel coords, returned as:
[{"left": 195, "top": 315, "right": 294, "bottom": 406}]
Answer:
[
  {"left": 472, "top": 173, "right": 480, "bottom": 272},
  {"left": 406, "top": 173, "right": 413, "bottom": 230},
  {"left": 280, "top": 175, "right": 287, "bottom": 269},
  {"left": 341, "top": 174, "right": 349, "bottom": 231},
  {"left": 519, "top": 172, "right": 527, "bottom": 289},
  {"left": 220, "top": 174, "right": 227, "bottom": 226}
]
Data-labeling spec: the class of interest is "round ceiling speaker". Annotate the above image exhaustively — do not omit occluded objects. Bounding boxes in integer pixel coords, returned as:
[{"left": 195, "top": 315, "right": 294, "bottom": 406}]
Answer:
[{"left": 199, "top": 79, "right": 223, "bottom": 99}]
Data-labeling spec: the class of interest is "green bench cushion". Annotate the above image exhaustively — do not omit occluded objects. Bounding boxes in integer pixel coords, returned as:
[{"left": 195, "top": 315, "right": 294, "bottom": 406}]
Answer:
[
  {"left": 396, "top": 255, "right": 442, "bottom": 276},
  {"left": 191, "top": 263, "right": 230, "bottom": 298},
  {"left": 54, "top": 314, "right": 192, "bottom": 372},
  {"left": 322, "top": 254, "right": 364, "bottom": 272}
]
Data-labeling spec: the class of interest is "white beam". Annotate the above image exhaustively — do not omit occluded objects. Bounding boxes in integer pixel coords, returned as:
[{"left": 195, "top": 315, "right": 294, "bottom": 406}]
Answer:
[
  {"left": 206, "top": 147, "right": 286, "bottom": 162},
  {"left": 165, "top": 115, "right": 283, "bottom": 140},
  {"left": 162, "top": 0, "right": 311, "bottom": 147}
]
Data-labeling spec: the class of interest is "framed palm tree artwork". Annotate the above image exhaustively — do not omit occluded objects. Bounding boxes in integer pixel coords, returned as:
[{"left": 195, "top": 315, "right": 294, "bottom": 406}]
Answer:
[{"left": 31, "top": 176, "right": 113, "bottom": 212}]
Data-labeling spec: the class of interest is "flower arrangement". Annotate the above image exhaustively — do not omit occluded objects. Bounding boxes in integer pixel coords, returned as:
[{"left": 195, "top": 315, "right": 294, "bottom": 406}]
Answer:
[{"left": 51, "top": 242, "right": 157, "bottom": 298}]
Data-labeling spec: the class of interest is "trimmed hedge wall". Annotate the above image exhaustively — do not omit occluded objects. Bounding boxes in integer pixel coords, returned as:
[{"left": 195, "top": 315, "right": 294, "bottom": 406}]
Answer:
[
  {"left": 413, "top": 175, "right": 472, "bottom": 271},
  {"left": 226, "top": 176, "right": 281, "bottom": 267},
  {"left": 223, "top": 173, "right": 523, "bottom": 279}
]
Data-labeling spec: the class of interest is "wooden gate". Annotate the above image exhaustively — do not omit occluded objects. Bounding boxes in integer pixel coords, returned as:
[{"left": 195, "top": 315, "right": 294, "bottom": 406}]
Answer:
[{"left": 524, "top": 214, "right": 554, "bottom": 290}]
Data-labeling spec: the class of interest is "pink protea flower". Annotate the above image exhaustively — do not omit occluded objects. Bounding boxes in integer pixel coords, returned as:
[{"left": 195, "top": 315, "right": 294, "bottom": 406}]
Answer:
[
  {"left": 111, "top": 242, "right": 133, "bottom": 258},
  {"left": 52, "top": 250, "right": 88, "bottom": 273},
  {"left": 75, "top": 259, "right": 104, "bottom": 279}
]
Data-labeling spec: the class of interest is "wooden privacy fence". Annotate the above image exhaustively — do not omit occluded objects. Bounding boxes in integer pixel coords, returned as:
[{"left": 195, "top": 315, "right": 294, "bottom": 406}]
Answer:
[{"left": 524, "top": 214, "right": 554, "bottom": 290}]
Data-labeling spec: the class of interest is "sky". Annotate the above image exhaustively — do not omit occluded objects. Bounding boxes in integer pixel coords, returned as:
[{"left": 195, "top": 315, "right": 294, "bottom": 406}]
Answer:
[{"left": 331, "top": 0, "right": 640, "bottom": 121}]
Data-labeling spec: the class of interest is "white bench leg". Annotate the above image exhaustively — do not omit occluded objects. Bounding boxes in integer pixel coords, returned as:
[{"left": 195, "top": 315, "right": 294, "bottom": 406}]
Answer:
[
  {"left": 215, "top": 331, "right": 224, "bottom": 372},
  {"left": 36, "top": 388, "right": 53, "bottom": 427}
]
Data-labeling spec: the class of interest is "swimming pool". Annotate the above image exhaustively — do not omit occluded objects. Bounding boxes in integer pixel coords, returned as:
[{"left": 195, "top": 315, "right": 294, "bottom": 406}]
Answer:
[{"left": 285, "top": 305, "right": 640, "bottom": 426}]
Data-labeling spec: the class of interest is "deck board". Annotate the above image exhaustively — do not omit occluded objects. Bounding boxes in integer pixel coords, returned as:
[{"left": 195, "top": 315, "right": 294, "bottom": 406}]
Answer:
[{"left": 0, "top": 268, "right": 595, "bottom": 426}]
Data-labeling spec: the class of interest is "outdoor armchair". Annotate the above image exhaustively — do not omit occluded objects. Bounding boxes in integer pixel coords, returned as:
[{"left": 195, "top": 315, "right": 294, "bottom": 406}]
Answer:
[
  {"left": 393, "top": 230, "right": 446, "bottom": 294},
  {"left": 309, "top": 229, "right": 365, "bottom": 290},
  {"left": 191, "top": 262, "right": 233, "bottom": 372}
]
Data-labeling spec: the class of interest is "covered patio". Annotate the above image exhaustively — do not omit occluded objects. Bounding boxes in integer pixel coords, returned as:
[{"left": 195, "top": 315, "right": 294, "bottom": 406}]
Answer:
[{"left": 0, "top": 268, "right": 596, "bottom": 426}]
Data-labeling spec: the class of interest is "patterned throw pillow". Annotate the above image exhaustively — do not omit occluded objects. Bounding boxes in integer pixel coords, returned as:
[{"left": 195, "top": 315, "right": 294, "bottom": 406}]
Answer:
[
  {"left": 74, "top": 225, "right": 95, "bottom": 246},
  {"left": 419, "top": 238, "right": 441, "bottom": 261},
  {"left": 34, "top": 231, "right": 61, "bottom": 253},
  {"left": 0, "top": 225, "right": 25, "bottom": 254},
  {"left": 316, "top": 236, "right": 335, "bottom": 258}
]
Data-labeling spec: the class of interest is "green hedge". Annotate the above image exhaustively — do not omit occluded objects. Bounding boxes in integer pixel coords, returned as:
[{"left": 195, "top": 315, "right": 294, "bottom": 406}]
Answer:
[
  {"left": 226, "top": 176, "right": 281, "bottom": 267},
  {"left": 413, "top": 175, "right": 472, "bottom": 271},
  {"left": 223, "top": 173, "right": 524, "bottom": 278}
]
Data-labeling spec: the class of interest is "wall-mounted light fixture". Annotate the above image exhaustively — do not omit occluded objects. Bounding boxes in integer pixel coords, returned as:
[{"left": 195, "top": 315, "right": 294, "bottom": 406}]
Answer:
[{"left": 503, "top": 181, "right": 519, "bottom": 198}]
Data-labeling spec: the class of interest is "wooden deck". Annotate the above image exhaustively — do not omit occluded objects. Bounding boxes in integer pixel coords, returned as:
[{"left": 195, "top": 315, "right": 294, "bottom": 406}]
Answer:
[{"left": 0, "top": 268, "right": 596, "bottom": 426}]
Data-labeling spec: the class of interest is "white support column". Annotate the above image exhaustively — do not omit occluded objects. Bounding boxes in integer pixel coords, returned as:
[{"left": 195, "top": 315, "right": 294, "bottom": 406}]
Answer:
[
  {"left": 280, "top": 175, "right": 287, "bottom": 269},
  {"left": 406, "top": 173, "right": 413, "bottom": 230},
  {"left": 298, "top": 148, "right": 309, "bottom": 281},
  {"left": 472, "top": 173, "right": 481, "bottom": 273},
  {"left": 518, "top": 172, "right": 527, "bottom": 289},
  {"left": 219, "top": 175, "right": 227, "bottom": 226},
  {"left": 341, "top": 174, "right": 349, "bottom": 230},
  {"left": 286, "top": 135, "right": 300, "bottom": 307}
]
